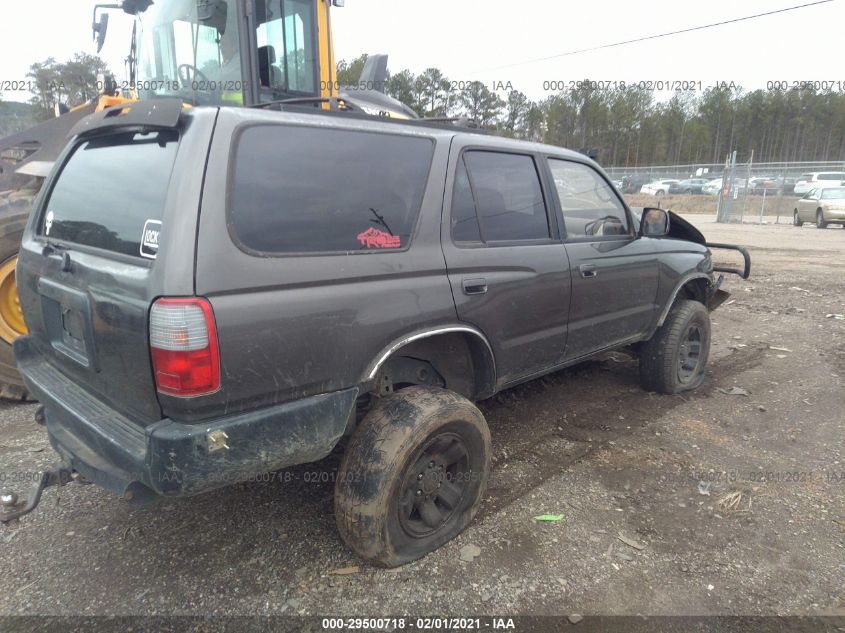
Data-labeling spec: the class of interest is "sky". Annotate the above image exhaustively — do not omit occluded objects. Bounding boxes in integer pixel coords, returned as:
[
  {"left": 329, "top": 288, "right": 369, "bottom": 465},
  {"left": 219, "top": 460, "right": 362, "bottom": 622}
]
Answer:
[{"left": 0, "top": 0, "right": 842, "bottom": 104}]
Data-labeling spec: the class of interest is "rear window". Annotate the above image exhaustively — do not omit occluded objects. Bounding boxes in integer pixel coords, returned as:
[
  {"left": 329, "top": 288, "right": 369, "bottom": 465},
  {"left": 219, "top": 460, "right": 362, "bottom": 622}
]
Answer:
[
  {"left": 230, "top": 126, "right": 434, "bottom": 254},
  {"left": 41, "top": 131, "right": 178, "bottom": 259},
  {"left": 819, "top": 173, "right": 845, "bottom": 180}
]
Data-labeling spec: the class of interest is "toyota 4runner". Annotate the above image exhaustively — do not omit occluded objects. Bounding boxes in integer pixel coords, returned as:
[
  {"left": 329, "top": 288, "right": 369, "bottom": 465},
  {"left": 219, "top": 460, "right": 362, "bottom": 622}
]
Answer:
[{"left": 1, "top": 100, "right": 750, "bottom": 566}]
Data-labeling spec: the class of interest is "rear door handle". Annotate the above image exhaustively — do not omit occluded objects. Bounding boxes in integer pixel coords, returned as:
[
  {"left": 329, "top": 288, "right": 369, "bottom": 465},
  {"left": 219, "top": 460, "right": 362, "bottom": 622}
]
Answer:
[
  {"left": 462, "top": 278, "right": 488, "bottom": 295},
  {"left": 579, "top": 264, "right": 598, "bottom": 278}
]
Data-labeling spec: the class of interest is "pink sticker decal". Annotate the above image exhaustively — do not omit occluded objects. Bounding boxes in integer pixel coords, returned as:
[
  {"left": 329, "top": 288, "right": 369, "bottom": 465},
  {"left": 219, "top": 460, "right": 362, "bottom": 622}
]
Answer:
[{"left": 357, "top": 227, "right": 401, "bottom": 249}]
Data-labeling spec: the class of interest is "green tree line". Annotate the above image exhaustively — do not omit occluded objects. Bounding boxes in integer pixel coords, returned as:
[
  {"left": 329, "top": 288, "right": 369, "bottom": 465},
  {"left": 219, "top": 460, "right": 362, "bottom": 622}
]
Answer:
[
  {"left": 4, "top": 52, "right": 844, "bottom": 167},
  {"left": 339, "top": 55, "right": 845, "bottom": 166},
  {"left": 25, "top": 53, "right": 110, "bottom": 120}
]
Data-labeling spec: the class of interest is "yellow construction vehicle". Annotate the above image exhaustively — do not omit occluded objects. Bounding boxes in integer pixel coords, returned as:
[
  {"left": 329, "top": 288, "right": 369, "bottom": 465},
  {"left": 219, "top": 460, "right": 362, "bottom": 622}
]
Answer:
[{"left": 0, "top": 0, "right": 415, "bottom": 398}]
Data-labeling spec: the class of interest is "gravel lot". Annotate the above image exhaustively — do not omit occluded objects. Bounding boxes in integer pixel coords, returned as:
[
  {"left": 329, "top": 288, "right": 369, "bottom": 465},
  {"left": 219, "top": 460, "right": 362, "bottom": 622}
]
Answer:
[{"left": 0, "top": 216, "right": 843, "bottom": 619}]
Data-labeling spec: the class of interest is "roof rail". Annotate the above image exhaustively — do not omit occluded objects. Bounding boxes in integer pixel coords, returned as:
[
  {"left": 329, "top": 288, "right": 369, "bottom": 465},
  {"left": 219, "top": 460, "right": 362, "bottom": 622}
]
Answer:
[{"left": 246, "top": 101, "right": 490, "bottom": 135}]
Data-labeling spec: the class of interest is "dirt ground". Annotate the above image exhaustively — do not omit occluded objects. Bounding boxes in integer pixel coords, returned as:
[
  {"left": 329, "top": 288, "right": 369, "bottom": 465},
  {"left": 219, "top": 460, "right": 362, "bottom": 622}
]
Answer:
[{"left": 0, "top": 216, "right": 843, "bottom": 620}]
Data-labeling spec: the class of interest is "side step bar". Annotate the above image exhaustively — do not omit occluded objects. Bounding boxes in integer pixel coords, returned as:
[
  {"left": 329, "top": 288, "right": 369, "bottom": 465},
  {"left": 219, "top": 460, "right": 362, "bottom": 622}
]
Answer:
[{"left": 706, "top": 243, "right": 752, "bottom": 279}]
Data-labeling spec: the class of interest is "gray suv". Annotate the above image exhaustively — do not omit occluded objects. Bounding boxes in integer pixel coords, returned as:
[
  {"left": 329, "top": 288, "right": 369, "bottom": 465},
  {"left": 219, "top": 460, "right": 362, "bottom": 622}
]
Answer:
[{"left": 2, "top": 101, "right": 750, "bottom": 566}]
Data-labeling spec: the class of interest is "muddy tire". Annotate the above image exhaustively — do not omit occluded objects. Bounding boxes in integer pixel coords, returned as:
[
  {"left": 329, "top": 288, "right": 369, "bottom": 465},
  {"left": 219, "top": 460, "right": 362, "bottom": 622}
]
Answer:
[
  {"left": 0, "top": 197, "right": 34, "bottom": 401},
  {"left": 334, "top": 386, "right": 491, "bottom": 567},
  {"left": 816, "top": 209, "right": 828, "bottom": 229},
  {"left": 639, "top": 299, "right": 711, "bottom": 395}
]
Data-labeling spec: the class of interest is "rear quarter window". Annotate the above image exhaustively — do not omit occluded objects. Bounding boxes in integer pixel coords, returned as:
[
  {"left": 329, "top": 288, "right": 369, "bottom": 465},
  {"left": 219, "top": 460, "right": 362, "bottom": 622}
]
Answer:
[
  {"left": 41, "top": 131, "right": 178, "bottom": 258},
  {"left": 229, "top": 125, "right": 434, "bottom": 254}
]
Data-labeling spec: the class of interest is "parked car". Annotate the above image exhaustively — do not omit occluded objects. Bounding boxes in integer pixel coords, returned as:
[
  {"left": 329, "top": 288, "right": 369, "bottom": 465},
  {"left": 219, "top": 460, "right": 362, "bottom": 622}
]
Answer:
[
  {"left": 793, "top": 187, "right": 845, "bottom": 228},
  {"left": 749, "top": 177, "right": 778, "bottom": 195},
  {"left": 793, "top": 172, "right": 845, "bottom": 195},
  {"left": 1, "top": 102, "right": 750, "bottom": 566},
  {"left": 619, "top": 174, "right": 655, "bottom": 194},
  {"left": 640, "top": 179, "right": 680, "bottom": 195},
  {"left": 703, "top": 177, "right": 747, "bottom": 196},
  {"left": 669, "top": 178, "right": 710, "bottom": 194},
  {"left": 776, "top": 176, "right": 797, "bottom": 195},
  {"left": 702, "top": 178, "right": 725, "bottom": 195}
]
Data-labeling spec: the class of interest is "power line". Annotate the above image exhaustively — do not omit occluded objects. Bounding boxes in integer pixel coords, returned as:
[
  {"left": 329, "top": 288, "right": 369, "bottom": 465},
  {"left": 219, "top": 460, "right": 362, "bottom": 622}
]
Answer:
[{"left": 474, "top": 0, "right": 835, "bottom": 73}]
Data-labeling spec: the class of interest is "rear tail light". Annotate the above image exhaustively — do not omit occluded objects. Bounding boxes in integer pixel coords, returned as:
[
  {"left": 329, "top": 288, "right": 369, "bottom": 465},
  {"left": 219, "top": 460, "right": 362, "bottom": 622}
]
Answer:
[{"left": 149, "top": 297, "right": 220, "bottom": 397}]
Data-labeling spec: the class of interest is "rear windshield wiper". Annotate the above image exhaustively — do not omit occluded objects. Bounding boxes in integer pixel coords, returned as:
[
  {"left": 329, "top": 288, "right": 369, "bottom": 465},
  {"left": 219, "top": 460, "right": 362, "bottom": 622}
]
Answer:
[
  {"left": 41, "top": 238, "right": 68, "bottom": 253},
  {"left": 40, "top": 238, "right": 73, "bottom": 262}
]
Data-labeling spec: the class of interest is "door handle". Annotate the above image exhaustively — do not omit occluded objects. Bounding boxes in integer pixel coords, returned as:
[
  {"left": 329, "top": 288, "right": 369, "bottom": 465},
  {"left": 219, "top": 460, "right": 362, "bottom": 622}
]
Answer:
[
  {"left": 462, "top": 278, "right": 488, "bottom": 295},
  {"left": 579, "top": 264, "right": 598, "bottom": 279}
]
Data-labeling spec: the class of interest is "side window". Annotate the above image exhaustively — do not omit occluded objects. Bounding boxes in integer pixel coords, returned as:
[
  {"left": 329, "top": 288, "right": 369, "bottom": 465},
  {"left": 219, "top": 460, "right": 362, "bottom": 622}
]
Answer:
[
  {"left": 256, "top": 0, "right": 317, "bottom": 96},
  {"left": 451, "top": 159, "right": 482, "bottom": 243},
  {"left": 548, "top": 159, "right": 629, "bottom": 239},
  {"left": 457, "top": 151, "right": 550, "bottom": 243},
  {"left": 230, "top": 126, "right": 434, "bottom": 254}
]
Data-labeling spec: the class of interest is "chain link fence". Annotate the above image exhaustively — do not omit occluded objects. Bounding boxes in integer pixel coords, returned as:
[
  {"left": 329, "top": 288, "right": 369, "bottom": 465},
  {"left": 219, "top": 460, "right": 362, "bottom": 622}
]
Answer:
[{"left": 606, "top": 160, "right": 845, "bottom": 224}]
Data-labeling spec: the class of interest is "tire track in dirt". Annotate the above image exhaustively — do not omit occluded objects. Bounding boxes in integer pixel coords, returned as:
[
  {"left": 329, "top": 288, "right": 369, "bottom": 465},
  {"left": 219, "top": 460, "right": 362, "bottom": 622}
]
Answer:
[{"left": 476, "top": 346, "right": 768, "bottom": 520}]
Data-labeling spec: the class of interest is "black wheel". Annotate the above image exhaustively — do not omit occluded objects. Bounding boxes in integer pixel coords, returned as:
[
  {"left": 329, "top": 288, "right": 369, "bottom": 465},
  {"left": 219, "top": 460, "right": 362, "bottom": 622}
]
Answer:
[
  {"left": 0, "top": 199, "right": 34, "bottom": 401},
  {"left": 793, "top": 210, "right": 802, "bottom": 226},
  {"left": 334, "top": 386, "right": 491, "bottom": 567},
  {"left": 816, "top": 209, "right": 828, "bottom": 229},
  {"left": 639, "top": 299, "right": 711, "bottom": 394},
  {"left": 656, "top": 190, "right": 665, "bottom": 196}
]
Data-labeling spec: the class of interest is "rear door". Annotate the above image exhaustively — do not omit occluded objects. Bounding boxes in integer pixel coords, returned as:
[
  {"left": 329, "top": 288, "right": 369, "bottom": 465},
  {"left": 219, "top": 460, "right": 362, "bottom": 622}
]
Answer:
[
  {"left": 15, "top": 108, "right": 216, "bottom": 423},
  {"left": 545, "top": 157, "right": 659, "bottom": 360},
  {"left": 441, "top": 140, "right": 571, "bottom": 386}
]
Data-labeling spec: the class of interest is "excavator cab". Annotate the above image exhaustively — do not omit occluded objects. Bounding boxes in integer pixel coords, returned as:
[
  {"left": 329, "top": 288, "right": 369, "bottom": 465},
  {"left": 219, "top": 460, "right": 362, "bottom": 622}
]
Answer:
[{"left": 129, "top": 0, "right": 338, "bottom": 106}]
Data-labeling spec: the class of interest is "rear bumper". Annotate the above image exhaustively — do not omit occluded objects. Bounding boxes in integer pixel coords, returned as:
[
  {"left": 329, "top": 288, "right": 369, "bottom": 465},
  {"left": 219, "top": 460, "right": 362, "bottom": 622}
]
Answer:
[
  {"left": 823, "top": 208, "right": 845, "bottom": 221},
  {"left": 14, "top": 336, "right": 357, "bottom": 502}
]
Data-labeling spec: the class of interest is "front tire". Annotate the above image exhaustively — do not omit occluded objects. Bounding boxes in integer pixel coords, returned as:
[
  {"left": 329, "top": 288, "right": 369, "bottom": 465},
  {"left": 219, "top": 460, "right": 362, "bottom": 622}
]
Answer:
[
  {"left": 639, "top": 300, "right": 711, "bottom": 394},
  {"left": 816, "top": 209, "right": 828, "bottom": 229},
  {"left": 334, "top": 386, "right": 491, "bottom": 567}
]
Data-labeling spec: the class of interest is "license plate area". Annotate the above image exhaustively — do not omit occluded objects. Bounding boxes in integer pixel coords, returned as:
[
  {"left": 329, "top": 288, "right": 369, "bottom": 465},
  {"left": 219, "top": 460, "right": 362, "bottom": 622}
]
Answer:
[{"left": 38, "top": 278, "right": 98, "bottom": 370}]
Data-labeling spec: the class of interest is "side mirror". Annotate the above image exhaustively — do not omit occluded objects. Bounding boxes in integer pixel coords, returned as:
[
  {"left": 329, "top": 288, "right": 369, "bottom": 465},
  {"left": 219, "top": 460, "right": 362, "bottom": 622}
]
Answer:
[
  {"left": 92, "top": 12, "right": 109, "bottom": 53},
  {"left": 639, "top": 207, "right": 670, "bottom": 238}
]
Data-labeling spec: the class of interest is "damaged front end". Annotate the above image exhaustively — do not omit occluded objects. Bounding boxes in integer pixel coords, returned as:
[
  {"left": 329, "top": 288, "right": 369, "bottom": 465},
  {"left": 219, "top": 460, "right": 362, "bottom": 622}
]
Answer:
[
  {"left": 662, "top": 211, "right": 752, "bottom": 280},
  {"left": 633, "top": 208, "right": 751, "bottom": 315}
]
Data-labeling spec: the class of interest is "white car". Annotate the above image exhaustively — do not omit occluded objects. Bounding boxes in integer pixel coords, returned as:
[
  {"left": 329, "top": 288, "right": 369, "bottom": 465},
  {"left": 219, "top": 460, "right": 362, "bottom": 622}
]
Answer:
[
  {"left": 793, "top": 172, "right": 845, "bottom": 195},
  {"left": 702, "top": 177, "right": 748, "bottom": 196},
  {"left": 640, "top": 179, "right": 679, "bottom": 196},
  {"left": 702, "top": 178, "right": 726, "bottom": 195}
]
